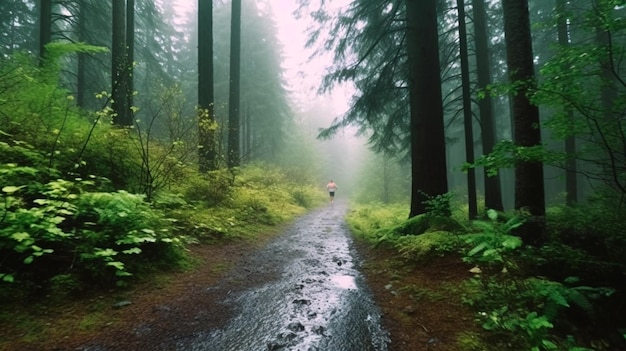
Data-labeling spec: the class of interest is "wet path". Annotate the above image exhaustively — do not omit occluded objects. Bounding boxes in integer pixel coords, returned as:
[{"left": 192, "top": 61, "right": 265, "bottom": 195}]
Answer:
[{"left": 176, "top": 201, "right": 389, "bottom": 351}]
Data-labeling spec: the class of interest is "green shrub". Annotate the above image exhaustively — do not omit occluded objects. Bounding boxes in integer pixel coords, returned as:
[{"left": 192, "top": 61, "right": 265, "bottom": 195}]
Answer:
[
  {"left": 0, "top": 141, "right": 185, "bottom": 290},
  {"left": 396, "top": 231, "right": 463, "bottom": 262},
  {"left": 179, "top": 169, "right": 234, "bottom": 205},
  {"left": 345, "top": 202, "right": 408, "bottom": 244}
]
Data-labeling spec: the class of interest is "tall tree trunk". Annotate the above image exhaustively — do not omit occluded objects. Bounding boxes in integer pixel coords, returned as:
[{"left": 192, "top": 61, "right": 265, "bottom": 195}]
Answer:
[
  {"left": 502, "top": 0, "right": 545, "bottom": 244},
  {"left": 556, "top": 0, "right": 578, "bottom": 205},
  {"left": 112, "top": 0, "right": 131, "bottom": 126},
  {"left": 383, "top": 154, "right": 390, "bottom": 204},
  {"left": 39, "top": 0, "right": 52, "bottom": 64},
  {"left": 472, "top": 0, "right": 504, "bottom": 211},
  {"left": 457, "top": 0, "right": 477, "bottom": 219},
  {"left": 76, "top": 0, "right": 86, "bottom": 107},
  {"left": 227, "top": 0, "right": 242, "bottom": 168},
  {"left": 593, "top": 1, "right": 623, "bottom": 195},
  {"left": 198, "top": 0, "right": 218, "bottom": 171},
  {"left": 245, "top": 105, "right": 252, "bottom": 161},
  {"left": 126, "top": 0, "right": 135, "bottom": 111},
  {"left": 406, "top": 0, "right": 449, "bottom": 218}
]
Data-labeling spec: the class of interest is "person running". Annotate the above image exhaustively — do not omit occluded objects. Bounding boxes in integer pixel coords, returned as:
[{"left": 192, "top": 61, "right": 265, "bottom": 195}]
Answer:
[{"left": 326, "top": 180, "right": 338, "bottom": 203}]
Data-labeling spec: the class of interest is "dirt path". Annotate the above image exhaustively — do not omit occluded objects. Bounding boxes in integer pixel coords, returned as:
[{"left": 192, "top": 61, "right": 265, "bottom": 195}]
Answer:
[{"left": 1, "top": 202, "right": 476, "bottom": 351}]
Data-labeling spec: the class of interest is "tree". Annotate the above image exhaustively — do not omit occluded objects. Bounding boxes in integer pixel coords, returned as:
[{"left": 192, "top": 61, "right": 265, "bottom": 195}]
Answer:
[
  {"left": 502, "top": 0, "right": 545, "bottom": 243},
  {"left": 227, "top": 0, "right": 242, "bottom": 168},
  {"left": 406, "top": 0, "right": 449, "bottom": 217},
  {"left": 556, "top": 0, "right": 578, "bottom": 205},
  {"left": 112, "top": 0, "right": 131, "bottom": 126},
  {"left": 198, "top": 0, "right": 219, "bottom": 171},
  {"left": 456, "top": 0, "right": 477, "bottom": 219},
  {"left": 212, "top": 0, "right": 291, "bottom": 164},
  {"left": 0, "top": 1, "right": 37, "bottom": 56},
  {"left": 305, "top": 0, "right": 450, "bottom": 216},
  {"left": 535, "top": 0, "right": 626, "bottom": 201},
  {"left": 126, "top": 0, "right": 135, "bottom": 111},
  {"left": 76, "top": 0, "right": 87, "bottom": 107},
  {"left": 472, "top": 0, "right": 504, "bottom": 211},
  {"left": 39, "top": 0, "right": 52, "bottom": 64}
]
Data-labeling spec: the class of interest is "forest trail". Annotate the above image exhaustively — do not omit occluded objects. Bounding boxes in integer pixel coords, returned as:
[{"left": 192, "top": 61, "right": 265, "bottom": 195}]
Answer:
[
  {"left": 2, "top": 201, "right": 476, "bottom": 351},
  {"left": 72, "top": 201, "right": 390, "bottom": 351}
]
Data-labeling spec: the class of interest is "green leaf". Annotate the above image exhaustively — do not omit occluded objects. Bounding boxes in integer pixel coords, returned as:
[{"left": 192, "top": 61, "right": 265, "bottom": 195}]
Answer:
[
  {"left": 527, "top": 313, "right": 553, "bottom": 330},
  {"left": 122, "top": 247, "right": 142, "bottom": 255},
  {"left": 468, "top": 242, "right": 488, "bottom": 256},
  {"left": 541, "top": 340, "right": 557, "bottom": 349},
  {"left": 1, "top": 274, "right": 15, "bottom": 283},
  {"left": 23, "top": 256, "right": 34, "bottom": 264},
  {"left": 107, "top": 261, "right": 125, "bottom": 270},
  {"left": 501, "top": 236, "right": 523, "bottom": 250},
  {"left": 2, "top": 185, "right": 24, "bottom": 194},
  {"left": 11, "top": 232, "right": 31, "bottom": 242},
  {"left": 95, "top": 248, "right": 118, "bottom": 257},
  {"left": 487, "top": 209, "right": 498, "bottom": 221}
]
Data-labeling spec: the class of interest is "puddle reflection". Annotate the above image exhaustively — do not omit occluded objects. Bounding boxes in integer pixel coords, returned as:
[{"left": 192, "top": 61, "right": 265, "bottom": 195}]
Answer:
[{"left": 330, "top": 275, "right": 357, "bottom": 289}]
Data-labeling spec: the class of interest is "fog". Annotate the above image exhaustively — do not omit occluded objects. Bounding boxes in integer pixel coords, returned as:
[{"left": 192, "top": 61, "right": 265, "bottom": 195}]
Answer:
[
  {"left": 270, "top": 0, "right": 371, "bottom": 199},
  {"left": 172, "top": 0, "right": 386, "bottom": 201}
]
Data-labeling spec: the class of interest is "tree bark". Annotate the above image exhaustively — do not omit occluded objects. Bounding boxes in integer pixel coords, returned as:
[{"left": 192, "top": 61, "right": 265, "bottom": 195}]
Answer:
[
  {"left": 502, "top": 0, "right": 545, "bottom": 243},
  {"left": 556, "top": 0, "right": 578, "bottom": 205},
  {"left": 112, "top": 0, "right": 131, "bottom": 126},
  {"left": 39, "top": 0, "right": 52, "bottom": 64},
  {"left": 457, "top": 0, "right": 477, "bottom": 219},
  {"left": 126, "top": 0, "right": 135, "bottom": 111},
  {"left": 76, "top": 0, "right": 86, "bottom": 107},
  {"left": 472, "top": 0, "right": 504, "bottom": 211},
  {"left": 406, "top": 0, "right": 449, "bottom": 218},
  {"left": 227, "top": 0, "right": 242, "bottom": 168},
  {"left": 198, "top": 0, "right": 218, "bottom": 171}
]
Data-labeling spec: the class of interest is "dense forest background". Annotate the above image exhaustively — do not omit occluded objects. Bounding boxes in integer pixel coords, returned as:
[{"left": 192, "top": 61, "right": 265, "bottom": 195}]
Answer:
[{"left": 2, "top": 0, "right": 626, "bottom": 349}]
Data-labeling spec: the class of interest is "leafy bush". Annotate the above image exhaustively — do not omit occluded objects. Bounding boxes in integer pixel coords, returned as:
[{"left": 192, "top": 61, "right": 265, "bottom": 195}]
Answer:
[
  {"left": 462, "top": 209, "right": 524, "bottom": 273},
  {"left": 179, "top": 169, "right": 235, "bottom": 205},
  {"left": 396, "top": 231, "right": 463, "bottom": 262},
  {"left": 0, "top": 139, "right": 185, "bottom": 291},
  {"left": 345, "top": 202, "right": 408, "bottom": 244},
  {"left": 461, "top": 209, "right": 619, "bottom": 350}
]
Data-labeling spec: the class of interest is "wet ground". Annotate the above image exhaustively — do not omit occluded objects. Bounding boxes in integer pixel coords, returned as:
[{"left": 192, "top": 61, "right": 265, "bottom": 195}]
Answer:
[
  {"left": 75, "top": 201, "right": 389, "bottom": 351},
  {"left": 173, "top": 201, "right": 389, "bottom": 350}
]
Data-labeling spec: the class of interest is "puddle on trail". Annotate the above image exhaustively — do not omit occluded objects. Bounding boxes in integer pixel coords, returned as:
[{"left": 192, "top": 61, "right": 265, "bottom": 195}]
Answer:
[
  {"left": 177, "top": 202, "right": 389, "bottom": 351},
  {"left": 330, "top": 275, "right": 357, "bottom": 290}
]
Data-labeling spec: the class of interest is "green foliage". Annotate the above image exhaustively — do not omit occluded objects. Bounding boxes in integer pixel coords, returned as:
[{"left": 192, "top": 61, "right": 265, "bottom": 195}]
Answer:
[
  {"left": 345, "top": 203, "right": 409, "bottom": 244},
  {"left": 346, "top": 202, "right": 464, "bottom": 260},
  {"left": 463, "top": 275, "right": 613, "bottom": 351},
  {"left": 0, "top": 44, "right": 192, "bottom": 197},
  {"left": 0, "top": 137, "right": 185, "bottom": 290},
  {"left": 464, "top": 140, "right": 566, "bottom": 177},
  {"left": 462, "top": 209, "right": 524, "bottom": 272},
  {"left": 175, "top": 169, "right": 235, "bottom": 205},
  {"left": 531, "top": 1, "right": 626, "bottom": 196},
  {"left": 395, "top": 214, "right": 465, "bottom": 236},
  {"left": 166, "top": 164, "right": 324, "bottom": 242},
  {"left": 421, "top": 192, "right": 453, "bottom": 217},
  {"left": 461, "top": 209, "right": 618, "bottom": 350},
  {"left": 395, "top": 231, "right": 463, "bottom": 262},
  {"left": 534, "top": 202, "right": 626, "bottom": 304}
]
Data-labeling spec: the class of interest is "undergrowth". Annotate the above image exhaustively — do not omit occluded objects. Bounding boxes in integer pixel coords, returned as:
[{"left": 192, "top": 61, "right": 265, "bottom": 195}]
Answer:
[
  {"left": 346, "top": 202, "right": 625, "bottom": 350},
  {"left": 0, "top": 45, "right": 326, "bottom": 302}
]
